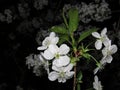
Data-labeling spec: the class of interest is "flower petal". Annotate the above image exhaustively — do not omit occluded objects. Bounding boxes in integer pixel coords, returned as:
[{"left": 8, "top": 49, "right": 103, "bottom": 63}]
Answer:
[
  {"left": 49, "top": 32, "right": 56, "bottom": 37},
  {"left": 95, "top": 40, "right": 102, "bottom": 50},
  {"left": 43, "top": 49, "right": 54, "bottom": 60},
  {"left": 102, "top": 47, "right": 107, "bottom": 56},
  {"left": 94, "top": 67, "right": 99, "bottom": 74},
  {"left": 52, "top": 65, "right": 60, "bottom": 72},
  {"left": 64, "top": 64, "right": 73, "bottom": 72},
  {"left": 42, "top": 37, "right": 50, "bottom": 46},
  {"left": 48, "top": 71, "right": 59, "bottom": 81},
  {"left": 92, "top": 32, "right": 101, "bottom": 38},
  {"left": 37, "top": 46, "right": 47, "bottom": 50},
  {"left": 103, "top": 39, "right": 111, "bottom": 47},
  {"left": 58, "top": 77, "right": 66, "bottom": 83},
  {"left": 110, "top": 45, "right": 118, "bottom": 54},
  {"left": 51, "top": 37, "right": 59, "bottom": 45},
  {"left": 59, "top": 44, "right": 70, "bottom": 55},
  {"left": 105, "top": 55, "right": 113, "bottom": 63},
  {"left": 48, "top": 45, "right": 59, "bottom": 54},
  {"left": 101, "top": 27, "right": 107, "bottom": 37},
  {"left": 53, "top": 56, "right": 70, "bottom": 67},
  {"left": 66, "top": 72, "right": 74, "bottom": 79}
]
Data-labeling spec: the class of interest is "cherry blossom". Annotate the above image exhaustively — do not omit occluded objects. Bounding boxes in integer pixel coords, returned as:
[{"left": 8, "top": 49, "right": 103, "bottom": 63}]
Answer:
[
  {"left": 43, "top": 44, "right": 70, "bottom": 67},
  {"left": 37, "top": 32, "right": 59, "bottom": 50},
  {"left": 48, "top": 64, "right": 74, "bottom": 83},
  {"left": 92, "top": 28, "right": 109, "bottom": 50},
  {"left": 101, "top": 40, "right": 117, "bottom": 63}
]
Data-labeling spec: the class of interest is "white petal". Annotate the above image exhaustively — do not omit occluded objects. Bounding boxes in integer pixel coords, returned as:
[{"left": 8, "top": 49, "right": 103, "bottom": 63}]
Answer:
[
  {"left": 103, "top": 39, "right": 111, "bottom": 47},
  {"left": 42, "top": 37, "right": 50, "bottom": 46},
  {"left": 48, "top": 45, "right": 59, "bottom": 54},
  {"left": 105, "top": 55, "right": 113, "bottom": 63},
  {"left": 58, "top": 77, "right": 66, "bottom": 83},
  {"left": 92, "top": 32, "right": 101, "bottom": 38},
  {"left": 37, "top": 46, "right": 47, "bottom": 50},
  {"left": 94, "top": 67, "right": 99, "bottom": 74},
  {"left": 53, "top": 56, "right": 70, "bottom": 67},
  {"left": 51, "top": 37, "right": 59, "bottom": 45},
  {"left": 48, "top": 71, "right": 59, "bottom": 81},
  {"left": 101, "top": 27, "right": 107, "bottom": 36},
  {"left": 49, "top": 32, "right": 56, "bottom": 37},
  {"left": 100, "top": 57, "right": 107, "bottom": 64},
  {"left": 94, "top": 76, "right": 99, "bottom": 83},
  {"left": 52, "top": 65, "right": 60, "bottom": 72},
  {"left": 93, "top": 76, "right": 99, "bottom": 90},
  {"left": 95, "top": 40, "right": 102, "bottom": 50},
  {"left": 43, "top": 49, "right": 54, "bottom": 60},
  {"left": 102, "top": 47, "right": 107, "bottom": 56},
  {"left": 59, "top": 44, "right": 70, "bottom": 55},
  {"left": 110, "top": 45, "right": 118, "bottom": 54},
  {"left": 66, "top": 72, "right": 74, "bottom": 78},
  {"left": 64, "top": 64, "right": 73, "bottom": 72}
]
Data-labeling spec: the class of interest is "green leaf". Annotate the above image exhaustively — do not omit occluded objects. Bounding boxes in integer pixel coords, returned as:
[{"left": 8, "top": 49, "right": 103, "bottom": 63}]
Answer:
[
  {"left": 50, "top": 26, "right": 68, "bottom": 34},
  {"left": 68, "top": 8, "right": 79, "bottom": 33},
  {"left": 82, "top": 53, "right": 91, "bottom": 60},
  {"left": 78, "top": 28, "right": 98, "bottom": 43},
  {"left": 58, "top": 34, "right": 69, "bottom": 44}
]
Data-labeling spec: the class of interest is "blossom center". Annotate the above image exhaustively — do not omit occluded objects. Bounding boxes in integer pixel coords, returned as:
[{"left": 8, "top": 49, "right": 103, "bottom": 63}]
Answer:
[
  {"left": 55, "top": 53, "right": 60, "bottom": 59},
  {"left": 59, "top": 71, "right": 65, "bottom": 78}
]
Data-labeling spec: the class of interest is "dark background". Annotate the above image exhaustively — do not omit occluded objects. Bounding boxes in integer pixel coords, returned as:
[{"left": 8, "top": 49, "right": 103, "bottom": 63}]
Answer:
[{"left": 0, "top": 0, "right": 120, "bottom": 90}]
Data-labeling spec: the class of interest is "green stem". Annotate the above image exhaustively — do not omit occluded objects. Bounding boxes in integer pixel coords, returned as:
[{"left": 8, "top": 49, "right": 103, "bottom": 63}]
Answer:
[
  {"left": 77, "top": 84, "right": 81, "bottom": 90},
  {"left": 90, "top": 55, "right": 99, "bottom": 65}
]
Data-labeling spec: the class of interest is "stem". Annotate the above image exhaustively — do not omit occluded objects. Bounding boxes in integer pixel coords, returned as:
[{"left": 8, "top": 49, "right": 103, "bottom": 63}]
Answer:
[
  {"left": 90, "top": 55, "right": 99, "bottom": 64},
  {"left": 73, "top": 63, "right": 77, "bottom": 90}
]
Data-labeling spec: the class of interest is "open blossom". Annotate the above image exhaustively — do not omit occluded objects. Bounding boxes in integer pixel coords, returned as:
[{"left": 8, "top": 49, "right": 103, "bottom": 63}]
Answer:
[
  {"left": 93, "top": 75, "right": 103, "bottom": 90},
  {"left": 101, "top": 40, "right": 117, "bottom": 63},
  {"left": 48, "top": 64, "right": 74, "bottom": 83},
  {"left": 37, "top": 32, "right": 59, "bottom": 50},
  {"left": 43, "top": 44, "right": 70, "bottom": 67},
  {"left": 92, "top": 27, "right": 109, "bottom": 50}
]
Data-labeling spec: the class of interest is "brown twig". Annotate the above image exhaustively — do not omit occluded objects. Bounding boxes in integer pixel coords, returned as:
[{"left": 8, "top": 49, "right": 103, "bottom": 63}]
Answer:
[{"left": 73, "top": 64, "right": 77, "bottom": 90}]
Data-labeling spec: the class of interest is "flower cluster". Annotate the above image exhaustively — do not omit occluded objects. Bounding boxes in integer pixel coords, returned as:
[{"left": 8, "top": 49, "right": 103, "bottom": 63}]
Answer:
[
  {"left": 26, "top": 32, "right": 74, "bottom": 83},
  {"left": 26, "top": 53, "right": 49, "bottom": 76},
  {"left": 92, "top": 28, "right": 118, "bottom": 74},
  {"left": 63, "top": 0, "right": 111, "bottom": 23}
]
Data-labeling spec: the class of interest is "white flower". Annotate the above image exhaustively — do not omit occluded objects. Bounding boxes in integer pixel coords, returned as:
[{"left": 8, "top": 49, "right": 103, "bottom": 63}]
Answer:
[
  {"left": 93, "top": 75, "right": 103, "bottom": 90},
  {"left": 48, "top": 64, "right": 74, "bottom": 83},
  {"left": 92, "top": 27, "right": 109, "bottom": 50},
  {"left": 102, "top": 40, "right": 117, "bottom": 63},
  {"left": 37, "top": 32, "right": 59, "bottom": 50},
  {"left": 43, "top": 44, "right": 70, "bottom": 67}
]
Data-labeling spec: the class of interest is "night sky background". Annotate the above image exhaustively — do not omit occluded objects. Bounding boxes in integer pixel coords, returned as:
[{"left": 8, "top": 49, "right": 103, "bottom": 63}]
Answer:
[{"left": 0, "top": 0, "right": 120, "bottom": 90}]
